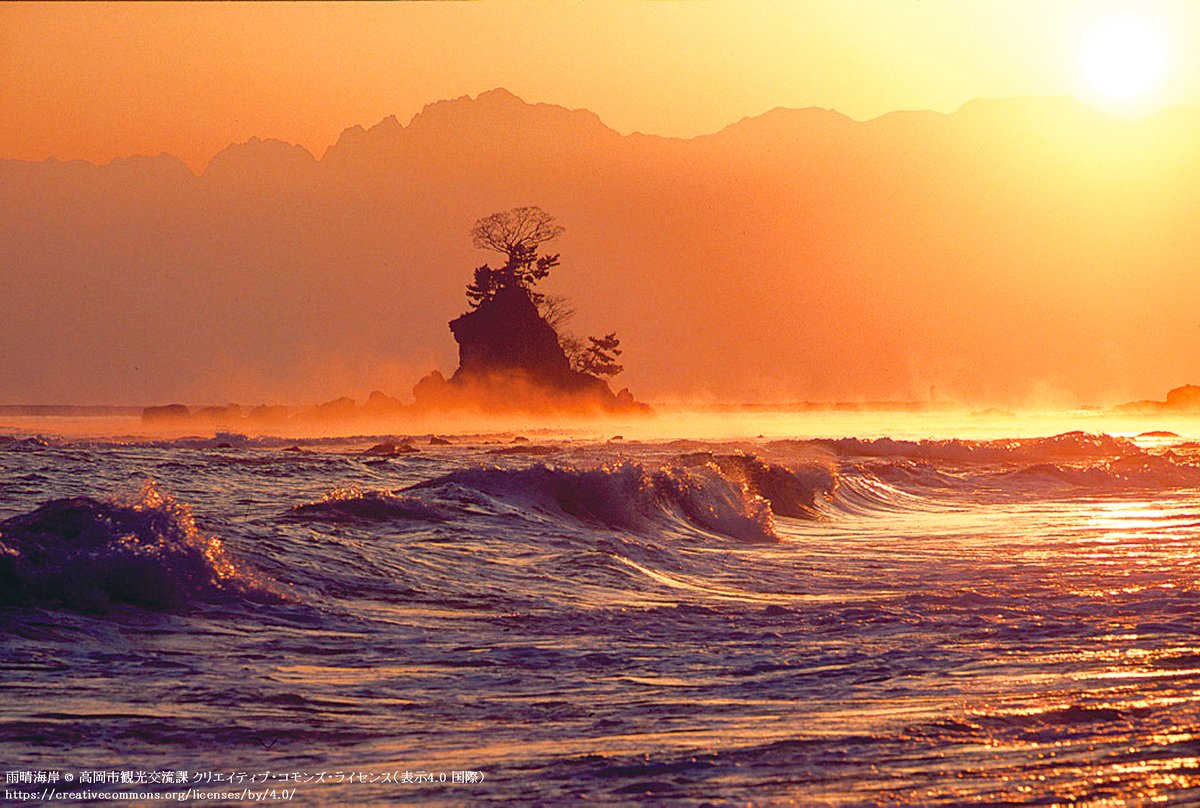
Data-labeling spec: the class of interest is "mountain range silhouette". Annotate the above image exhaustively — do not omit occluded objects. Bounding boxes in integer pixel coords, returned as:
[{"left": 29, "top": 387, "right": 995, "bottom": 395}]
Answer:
[{"left": 3, "top": 88, "right": 1199, "bottom": 406}]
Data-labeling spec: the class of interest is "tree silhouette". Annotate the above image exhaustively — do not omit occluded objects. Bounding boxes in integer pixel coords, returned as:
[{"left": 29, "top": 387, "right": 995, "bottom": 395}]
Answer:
[
  {"left": 471, "top": 206, "right": 564, "bottom": 258},
  {"left": 538, "top": 295, "right": 624, "bottom": 378},
  {"left": 466, "top": 207, "right": 564, "bottom": 307},
  {"left": 577, "top": 333, "right": 624, "bottom": 378},
  {"left": 462, "top": 207, "right": 624, "bottom": 380}
]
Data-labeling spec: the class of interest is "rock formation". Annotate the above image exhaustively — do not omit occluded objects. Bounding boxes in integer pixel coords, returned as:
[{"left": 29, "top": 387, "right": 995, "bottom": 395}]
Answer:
[
  {"left": 1116, "top": 384, "right": 1200, "bottom": 414},
  {"left": 412, "top": 285, "right": 645, "bottom": 413}
]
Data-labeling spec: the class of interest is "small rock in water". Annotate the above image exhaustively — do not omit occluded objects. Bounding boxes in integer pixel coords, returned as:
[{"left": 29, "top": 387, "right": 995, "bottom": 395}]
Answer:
[
  {"left": 362, "top": 441, "right": 418, "bottom": 457},
  {"left": 487, "top": 445, "right": 558, "bottom": 456},
  {"left": 429, "top": 436, "right": 451, "bottom": 445},
  {"left": 511, "top": 436, "right": 530, "bottom": 443}
]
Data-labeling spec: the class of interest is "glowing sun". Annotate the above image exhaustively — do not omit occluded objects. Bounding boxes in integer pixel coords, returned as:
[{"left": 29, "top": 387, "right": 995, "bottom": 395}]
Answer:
[{"left": 1080, "top": 16, "right": 1167, "bottom": 101}]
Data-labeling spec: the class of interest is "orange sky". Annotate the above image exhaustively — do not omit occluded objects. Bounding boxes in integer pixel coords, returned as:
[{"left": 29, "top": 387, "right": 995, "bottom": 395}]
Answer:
[
  {"left": 3, "top": 0, "right": 1200, "bottom": 173},
  {"left": 4, "top": 1, "right": 1200, "bottom": 409}
]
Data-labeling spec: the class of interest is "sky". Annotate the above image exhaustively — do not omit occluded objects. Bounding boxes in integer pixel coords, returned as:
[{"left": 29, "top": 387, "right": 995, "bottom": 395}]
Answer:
[
  {"left": 3, "top": 0, "right": 1200, "bottom": 172},
  {"left": 4, "top": 0, "right": 1200, "bottom": 409}
]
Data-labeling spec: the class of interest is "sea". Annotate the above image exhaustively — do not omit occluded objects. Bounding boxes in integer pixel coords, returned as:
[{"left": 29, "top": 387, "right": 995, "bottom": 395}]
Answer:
[{"left": 3, "top": 410, "right": 1200, "bottom": 805}]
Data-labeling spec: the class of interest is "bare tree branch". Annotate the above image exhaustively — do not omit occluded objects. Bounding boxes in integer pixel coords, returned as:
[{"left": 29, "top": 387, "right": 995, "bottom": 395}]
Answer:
[
  {"left": 537, "top": 294, "right": 576, "bottom": 330},
  {"left": 470, "top": 206, "right": 564, "bottom": 259}
]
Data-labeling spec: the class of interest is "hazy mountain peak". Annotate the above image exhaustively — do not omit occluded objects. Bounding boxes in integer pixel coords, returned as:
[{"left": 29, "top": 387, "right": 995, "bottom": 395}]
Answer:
[
  {"left": 710, "top": 105, "right": 855, "bottom": 140},
  {"left": 7, "top": 91, "right": 1200, "bottom": 406},
  {"left": 474, "top": 86, "right": 526, "bottom": 106},
  {"left": 322, "top": 88, "right": 620, "bottom": 167},
  {"left": 104, "top": 152, "right": 195, "bottom": 180},
  {"left": 401, "top": 87, "right": 617, "bottom": 139},
  {"left": 202, "top": 137, "right": 317, "bottom": 186}
]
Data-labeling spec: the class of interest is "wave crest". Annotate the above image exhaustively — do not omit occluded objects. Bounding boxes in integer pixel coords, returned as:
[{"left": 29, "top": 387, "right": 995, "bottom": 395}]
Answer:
[
  {"left": 0, "top": 482, "right": 270, "bottom": 612},
  {"left": 288, "top": 487, "right": 448, "bottom": 523},
  {"left": 408, "top": 461, "right": 779, "bottom": 543},
  {"left": 796, "top": 431, "right": 1139, "bottom": 464},
  {"left": 679, "top": 452, "right": 836, "bottom": 519}
]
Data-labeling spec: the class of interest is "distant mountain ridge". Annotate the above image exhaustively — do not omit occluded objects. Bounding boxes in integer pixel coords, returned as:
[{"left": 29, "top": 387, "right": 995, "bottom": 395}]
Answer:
[
  {"left": 3, "top": 89, "right": 1199, "bottom": 406},
  {"left": 20, "top": 89, "right": 1194, "bottom": 175}
]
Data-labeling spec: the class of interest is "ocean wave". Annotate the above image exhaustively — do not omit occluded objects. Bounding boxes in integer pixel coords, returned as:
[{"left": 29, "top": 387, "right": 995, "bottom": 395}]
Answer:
[
  {"left": 0, "top": 436, "right": 53, "bottom": 452},
  {"left": 287, "top": 487, "right": 449, "bottom": 523},
  {"left": 407, "top": 461, "right": 779, "bottom": 543},
  {"left": 868, "top": 459, "right": 966, "bottom": 490},
  {"left": 0, "top": 482, "right": 272, "bottom": 613},
  {"left": 792, "top": 431, "right": 1139, "bottom": 464},
  {"left": 1003, "top": 454, "right": 1200, "bottom": 490},
  {"left": 677, "top": 452, "right": 836, "bottom": 518},
  {"left": 826, "top": 470, "right": 936, "bottom": 514},
  {"left": 759, "top": 431, "right": 1200, "bottom": 497}
]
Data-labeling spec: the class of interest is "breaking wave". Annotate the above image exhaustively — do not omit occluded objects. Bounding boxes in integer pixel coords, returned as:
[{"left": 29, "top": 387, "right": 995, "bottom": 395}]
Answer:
[
  {"left": 407, "top": 461, "right": 781, "bottom": 543},
  {"left": 0, "top": 482, "right": 271, "bottom": 613},
  {"left": 677, "top": 452, "right": 836, "bottom": 518}
]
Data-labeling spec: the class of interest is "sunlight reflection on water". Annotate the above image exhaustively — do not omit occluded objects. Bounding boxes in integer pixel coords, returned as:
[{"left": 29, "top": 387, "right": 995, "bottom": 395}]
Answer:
[{"left": 3, "top": 427, "right": 1200, "bottom": 802}]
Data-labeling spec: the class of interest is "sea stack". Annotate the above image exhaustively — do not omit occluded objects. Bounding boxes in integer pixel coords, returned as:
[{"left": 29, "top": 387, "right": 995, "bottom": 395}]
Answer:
[{"left": 413, "top": 284, "right": 644, "bottom": 413}]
